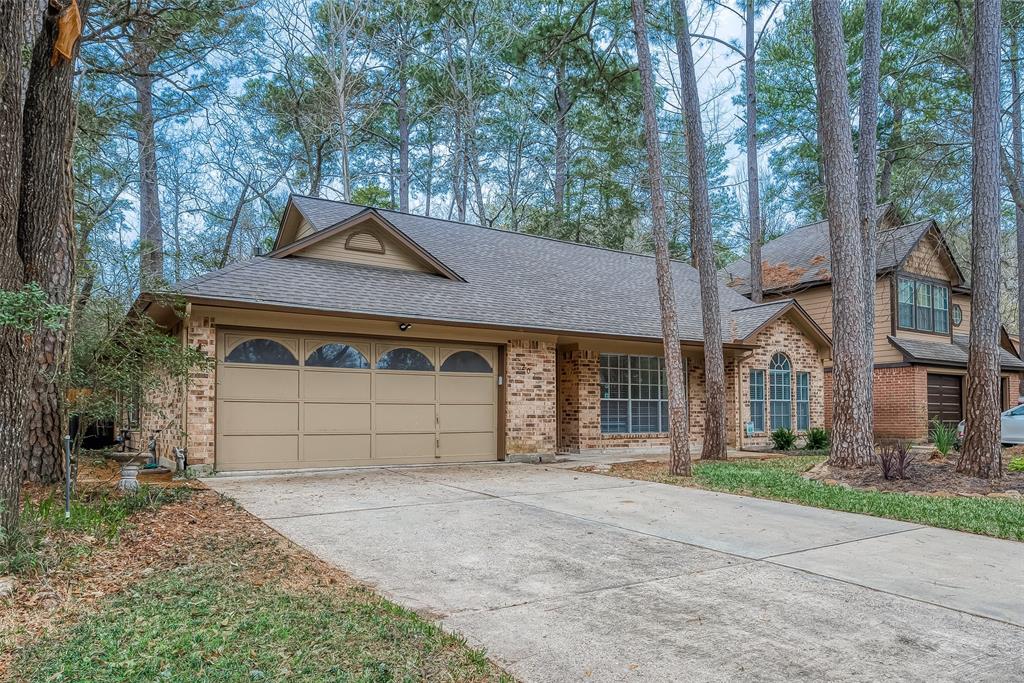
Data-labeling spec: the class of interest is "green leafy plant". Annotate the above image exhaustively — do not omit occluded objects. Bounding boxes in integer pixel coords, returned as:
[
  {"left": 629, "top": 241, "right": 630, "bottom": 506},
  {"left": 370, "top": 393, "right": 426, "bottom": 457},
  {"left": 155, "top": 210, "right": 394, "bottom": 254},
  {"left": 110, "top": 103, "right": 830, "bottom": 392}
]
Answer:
[
  {"left": 929, "top": 419, "right": 958, "bottom": 457},
  {"left": 804, "top": 427, "right": 830, "bottom": 451},
  {"left": 770, "top": 427, "right": 797, "bottom": 451},
  {"left": 1009, "top": 458, "right": 1024, "bottom": 473},
  {"left": 0, "top": 282, "right": 67, "bottom": 331},
  {"left": 878, "top": 441, "right": 913, "bottom": 480}
]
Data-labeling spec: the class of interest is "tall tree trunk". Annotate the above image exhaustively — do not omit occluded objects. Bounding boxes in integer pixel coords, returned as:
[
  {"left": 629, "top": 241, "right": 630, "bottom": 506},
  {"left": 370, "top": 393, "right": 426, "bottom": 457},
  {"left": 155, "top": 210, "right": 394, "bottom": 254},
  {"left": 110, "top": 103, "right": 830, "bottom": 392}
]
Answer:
[
  {"left": 0, "top": 0, "right": 27, "bottom": 534},
  {"left": 856, "top": 0, "right": 882, "bottom": 450},
  {"left": 553, "top": 59, "right": 569, "bottom": 215},
  {"left": 745, "top": 0, "right": 763, "bottom": 304},
  {"left": 397, "top": 63, "right": 410, "bottom": 213},
  {"left": 878, "top": 102, "right": 902, "bottom": 203},
  {"left": 959, "top": 0, "right": 1003, "bottom": 478},
  {"left": 1011, "top": 30, "right": 1024, "bottom": 386},
  {"left": 812, "top": 0, "right": 874, "bottom": 469},
  {"left": 135, "top": 69, "right": 163, "bottom": 288},
  {"left": 673, "top": 0, "right": 725, "bottom": 460},
  {"left": 219, "top": 182, "right": 249, "bottom": 268},
  {"left": 19, "top": 0, "right": 86, "bottom": 485},
  {"left": 630, "top": 0, "right": 691, "bottom": 476},
  {"left": 425, "top": 137, "right": 434, "bottom": 217}
]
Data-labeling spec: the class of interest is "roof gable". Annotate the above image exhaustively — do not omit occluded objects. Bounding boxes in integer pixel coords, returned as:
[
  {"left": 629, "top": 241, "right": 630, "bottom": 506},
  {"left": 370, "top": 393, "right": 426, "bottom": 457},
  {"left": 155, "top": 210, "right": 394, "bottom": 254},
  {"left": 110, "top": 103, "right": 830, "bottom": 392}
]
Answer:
[
  {"left": 895, "top": 222, "right": 966, "bottom": 287},
  {"left": 271, "top": 206, "right": 464, "bottom": 282}
]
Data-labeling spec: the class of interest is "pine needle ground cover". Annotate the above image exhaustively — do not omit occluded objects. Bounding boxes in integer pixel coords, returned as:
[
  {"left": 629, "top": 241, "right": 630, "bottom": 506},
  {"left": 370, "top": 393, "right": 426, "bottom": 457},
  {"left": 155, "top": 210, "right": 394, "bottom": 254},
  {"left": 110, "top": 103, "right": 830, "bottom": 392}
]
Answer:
[
  {"left": 2, "top": 464, "right": 510, "bottom": 683},
  {"left": 587, "top": 456, "right": 1024, "bottom": 541}
]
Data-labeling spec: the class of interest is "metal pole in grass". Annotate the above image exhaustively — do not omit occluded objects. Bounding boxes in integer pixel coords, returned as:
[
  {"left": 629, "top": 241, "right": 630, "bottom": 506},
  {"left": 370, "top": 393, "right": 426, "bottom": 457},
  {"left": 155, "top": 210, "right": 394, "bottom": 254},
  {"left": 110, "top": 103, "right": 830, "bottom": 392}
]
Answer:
[{"left": 64, "top": 435, "right": 72, "bottom": 520}]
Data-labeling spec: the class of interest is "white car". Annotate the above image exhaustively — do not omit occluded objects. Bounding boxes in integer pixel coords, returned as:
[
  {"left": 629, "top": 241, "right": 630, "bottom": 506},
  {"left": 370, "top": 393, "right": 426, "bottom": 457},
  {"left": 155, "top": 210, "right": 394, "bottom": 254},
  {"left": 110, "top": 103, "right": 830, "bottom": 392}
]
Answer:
[{"left": 957, "top": 403, "right": 1024, "bottom": 446}]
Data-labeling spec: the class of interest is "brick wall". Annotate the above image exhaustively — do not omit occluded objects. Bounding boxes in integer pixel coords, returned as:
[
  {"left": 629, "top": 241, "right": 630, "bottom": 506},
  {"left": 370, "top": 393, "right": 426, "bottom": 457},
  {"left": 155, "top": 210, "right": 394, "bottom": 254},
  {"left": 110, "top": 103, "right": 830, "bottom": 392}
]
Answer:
[
  {"left": 185, "top": 315, "right": 216, "bottom": 467},
  {"left": 872, "top": 365, "right": 929, "bottom": 441},
  {"left": 138, "top": 314, "right": 216, "bottom": 471},
  {"left": 506, "top": 339, "right": 557, "bottom": 456},
  {"left": 555, "top": 315, "right": 824, "bottom": 452},
  {"left": 139, "top": 359, "right": 184, "bottom": 466},
  {"left": 737, "top": 316, "right": 826, "bottom": 448}
]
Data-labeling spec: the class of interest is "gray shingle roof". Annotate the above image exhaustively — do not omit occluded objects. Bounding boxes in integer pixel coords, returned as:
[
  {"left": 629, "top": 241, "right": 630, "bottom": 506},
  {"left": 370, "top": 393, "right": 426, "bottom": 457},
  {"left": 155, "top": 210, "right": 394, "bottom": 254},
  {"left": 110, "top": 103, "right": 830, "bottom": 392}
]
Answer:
[
  {"left": 173, "top": 196, "right": 818, "bottom": 345},
  {"left": 886, "top": 334, "right": 1024, "bottom": 370},
  {"left": 721, "top": 218, "right": 939, "bottom": 295}
]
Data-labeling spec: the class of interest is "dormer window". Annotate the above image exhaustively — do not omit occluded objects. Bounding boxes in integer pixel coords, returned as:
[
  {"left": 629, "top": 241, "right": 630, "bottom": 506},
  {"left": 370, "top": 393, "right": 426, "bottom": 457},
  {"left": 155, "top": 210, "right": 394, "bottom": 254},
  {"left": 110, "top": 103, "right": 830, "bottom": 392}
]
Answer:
[{"left": 898, "top": 276, "right": 949, "bottom": 334}]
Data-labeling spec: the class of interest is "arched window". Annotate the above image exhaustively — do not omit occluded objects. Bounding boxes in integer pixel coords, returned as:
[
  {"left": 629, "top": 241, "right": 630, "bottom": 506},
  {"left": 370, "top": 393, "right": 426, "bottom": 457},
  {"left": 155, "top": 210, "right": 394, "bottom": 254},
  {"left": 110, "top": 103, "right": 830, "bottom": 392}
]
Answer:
[
  {"left": 440, "top": 350, "right": 492, "bottom": 373},
  {"left": 769, "top": 353, "right": 792, "bottom": 430},
  {"left": 376, "top": 347, "right": 434, "bottom": 371},
  {"left": 306, "top": 343, "right": 369, "bottom": 369},
  {"left": 225, "top": 339, "right": 297, "bottom": 365}
]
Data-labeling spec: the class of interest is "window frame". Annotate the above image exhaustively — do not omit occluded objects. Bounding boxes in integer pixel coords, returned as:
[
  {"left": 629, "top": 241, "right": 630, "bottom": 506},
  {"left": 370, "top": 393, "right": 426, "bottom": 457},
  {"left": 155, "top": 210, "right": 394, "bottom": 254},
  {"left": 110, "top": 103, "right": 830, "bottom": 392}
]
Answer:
[
  {"left": 599, "top": 353, "right": 674, "bottom": 435},
  {"left": 896, "top": 274, "right": 951, "bottom": 336},
  {"left": 769, "top": 353, "right": 792, "bottom": 431},
  {"left": 749, "top": 369, "right": 766, "bottom": 433},
  {"left": 796, "top": 372, "right": 810, "bottom": 431}
]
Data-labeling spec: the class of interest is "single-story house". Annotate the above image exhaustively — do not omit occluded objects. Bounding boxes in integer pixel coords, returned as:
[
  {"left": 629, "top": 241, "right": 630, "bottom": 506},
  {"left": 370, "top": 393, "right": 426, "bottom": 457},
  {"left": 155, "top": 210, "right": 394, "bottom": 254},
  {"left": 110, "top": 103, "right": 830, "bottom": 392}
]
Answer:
[
  {"left": 721, "top": 208, "right": 1024, "bottom": 442},
  {"left": 138, "top": 195, "right": 832, "bottom": 473}
]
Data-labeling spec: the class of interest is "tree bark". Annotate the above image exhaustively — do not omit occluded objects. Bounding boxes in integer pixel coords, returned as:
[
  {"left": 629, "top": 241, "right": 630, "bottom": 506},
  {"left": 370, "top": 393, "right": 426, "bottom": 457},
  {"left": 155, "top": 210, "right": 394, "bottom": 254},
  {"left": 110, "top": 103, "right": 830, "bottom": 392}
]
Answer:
[
  {"left": 673, "top": 0, "right": 726, "bottom": 460},
  {"left": 135, "top": 68, "right": 163, "bottom": 288},
  {"left": 745, "top": 0, "right": 763, "bottom": 304},
  {"left": 397, "top": 60, "right": 410, "bottom": 213},
  {"left": 1011, "top": 30, "right": 1024, "bottom": 387},
  {"left": 553, "top": 59, "right": 570, "bottom": 215},
  {"left": 878, "top": 102, "right": 902, "bottom": 203},
  {"left": 218, "top": 181, "right": 249, "bottom": 268},
  {"left": 0, "top": 0, "right": 27, "bottom": 534},
  {"left": 18, "top": 0, "right": 86, "bottom": 484},
  {"left": 856, "top": 0, "right": 882, "bottom": 452},
  {"left": 959, "top": 0, "right": 1003, "bottom": 478},
  {"left": 630, "top": 0, "right": 691, "bottom": 476},
  {"left": 812, "top": 0, "right": 874, "bottom": 469}
]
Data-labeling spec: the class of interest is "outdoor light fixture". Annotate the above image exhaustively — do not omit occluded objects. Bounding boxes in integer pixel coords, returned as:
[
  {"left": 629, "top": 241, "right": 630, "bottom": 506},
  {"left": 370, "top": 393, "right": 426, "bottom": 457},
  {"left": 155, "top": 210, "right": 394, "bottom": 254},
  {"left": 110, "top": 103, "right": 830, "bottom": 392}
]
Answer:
[{"left": 399, "top": 323, "right": 412, "bottom": 331}]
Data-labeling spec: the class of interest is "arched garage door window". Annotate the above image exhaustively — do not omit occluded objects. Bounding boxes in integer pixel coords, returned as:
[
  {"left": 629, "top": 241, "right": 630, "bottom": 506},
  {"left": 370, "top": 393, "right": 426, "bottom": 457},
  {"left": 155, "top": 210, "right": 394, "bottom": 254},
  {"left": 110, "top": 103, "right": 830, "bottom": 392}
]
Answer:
[
  {"left": 440, "top": 350, "right": 492, "bottom": 373},
  {"left": 225, "top": 339, "right": 297, "bottom": 365},
  {"left": 306, "top": 343, "right": 369, "bottom": 369},
  {"left": 376, "top": 347, "right": 434, "bottom": 371}
]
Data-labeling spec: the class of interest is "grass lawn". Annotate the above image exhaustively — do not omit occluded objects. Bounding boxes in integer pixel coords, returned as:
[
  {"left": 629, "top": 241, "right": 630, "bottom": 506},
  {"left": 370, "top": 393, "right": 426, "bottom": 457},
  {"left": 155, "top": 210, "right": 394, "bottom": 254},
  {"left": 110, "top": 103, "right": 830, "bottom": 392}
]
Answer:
[
  {"left": 3, "top": 462, "right": 510, "bottom": 683},
  {"left": 597, "top": 456, "right": 1024, "bottom": 541}
]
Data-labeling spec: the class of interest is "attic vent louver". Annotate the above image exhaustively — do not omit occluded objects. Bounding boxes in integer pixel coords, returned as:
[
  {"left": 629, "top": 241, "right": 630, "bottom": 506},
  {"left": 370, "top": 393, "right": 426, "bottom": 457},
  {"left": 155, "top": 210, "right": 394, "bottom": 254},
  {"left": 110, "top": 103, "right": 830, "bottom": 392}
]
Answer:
[{"left": 345, "top": 231, "right": 385, "bottom": 254}]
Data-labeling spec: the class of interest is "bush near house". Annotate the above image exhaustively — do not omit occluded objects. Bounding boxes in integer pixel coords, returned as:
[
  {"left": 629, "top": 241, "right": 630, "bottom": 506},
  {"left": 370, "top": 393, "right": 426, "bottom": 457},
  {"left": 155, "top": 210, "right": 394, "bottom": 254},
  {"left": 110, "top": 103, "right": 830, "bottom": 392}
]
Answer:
[{"left": 770, "top": 428, "right": 797, "bottom": 451}]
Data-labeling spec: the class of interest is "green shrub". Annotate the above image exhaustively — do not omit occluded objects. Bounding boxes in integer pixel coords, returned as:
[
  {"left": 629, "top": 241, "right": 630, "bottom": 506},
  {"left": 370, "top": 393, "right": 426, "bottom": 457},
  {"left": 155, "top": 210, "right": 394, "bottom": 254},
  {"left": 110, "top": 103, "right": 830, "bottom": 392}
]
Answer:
[
  {"left": 929, "top": 419, "right": 958, "bottom": 456},
  {"left": 770, "top": 428, "right": 797, "bottom": 451},
  {"left": 804, "top": 427, "right": 830, "bottom": 451},
  {"left": 1009, "top": 457, "right": 1024, "bottom": 473}
]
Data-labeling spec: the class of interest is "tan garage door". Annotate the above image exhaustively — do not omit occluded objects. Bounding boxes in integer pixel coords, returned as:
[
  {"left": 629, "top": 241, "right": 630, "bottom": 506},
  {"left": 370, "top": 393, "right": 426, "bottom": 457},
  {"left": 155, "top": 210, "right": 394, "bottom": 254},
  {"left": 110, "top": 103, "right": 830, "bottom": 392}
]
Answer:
[{"left": 216, "top": 331, "right": 498, "bottom": 471}]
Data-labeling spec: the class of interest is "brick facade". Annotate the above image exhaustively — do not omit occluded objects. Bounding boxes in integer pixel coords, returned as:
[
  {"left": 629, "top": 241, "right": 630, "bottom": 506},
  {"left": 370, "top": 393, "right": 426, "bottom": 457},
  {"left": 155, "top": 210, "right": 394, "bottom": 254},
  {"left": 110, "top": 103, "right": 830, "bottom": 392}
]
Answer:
[
  {"left": 556, "top": 315, "right": 826, "bottom": 453},
  {"left": 735, "top": 316, "right": 826, "bottom": 448},
  {"left": 184, "top": 315, "right": 217, "bottom": 467},
  {"left": 505, "top": 339, "right": 557, "bottom": 456},
  {"left": 826, "top": 366, "right": 1024, "bottom": 443},
  {"left": 138, "top": 314, "right": 216, "bottom": 471}
]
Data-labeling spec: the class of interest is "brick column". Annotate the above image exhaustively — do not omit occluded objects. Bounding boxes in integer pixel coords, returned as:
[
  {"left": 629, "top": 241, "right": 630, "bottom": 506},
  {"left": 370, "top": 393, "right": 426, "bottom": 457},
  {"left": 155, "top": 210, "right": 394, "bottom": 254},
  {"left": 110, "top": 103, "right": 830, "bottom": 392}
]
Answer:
[
  {"left": 557, "top": 347, "right": 600, "bottom": 452},
  {"left": 505, "top": 339, "right": 557, "bottom": 460},
  {"left": 185, "top": 315, "right": 216, "bottom": 471}
]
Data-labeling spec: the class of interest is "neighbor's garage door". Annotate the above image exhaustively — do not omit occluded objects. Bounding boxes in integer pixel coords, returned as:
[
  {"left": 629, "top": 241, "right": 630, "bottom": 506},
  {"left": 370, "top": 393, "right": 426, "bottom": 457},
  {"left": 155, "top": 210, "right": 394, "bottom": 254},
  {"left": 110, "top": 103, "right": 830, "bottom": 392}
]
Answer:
[
  {"left": 216, "top": 330, "right": 498, "bottom": 471},
  {"left": 927, "top": 373, "right": 963, "bottom": 426}
]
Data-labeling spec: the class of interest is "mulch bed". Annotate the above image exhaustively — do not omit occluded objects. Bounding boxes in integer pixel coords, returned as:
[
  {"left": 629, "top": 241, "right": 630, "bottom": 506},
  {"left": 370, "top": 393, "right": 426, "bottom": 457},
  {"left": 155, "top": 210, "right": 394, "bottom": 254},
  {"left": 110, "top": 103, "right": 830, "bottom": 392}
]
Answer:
[
  {"left": 805, "top": 446, "right": 1024, "bottom": 496},
  {"left": 1, "top": 461, "right": 355, "bottom": 678}
]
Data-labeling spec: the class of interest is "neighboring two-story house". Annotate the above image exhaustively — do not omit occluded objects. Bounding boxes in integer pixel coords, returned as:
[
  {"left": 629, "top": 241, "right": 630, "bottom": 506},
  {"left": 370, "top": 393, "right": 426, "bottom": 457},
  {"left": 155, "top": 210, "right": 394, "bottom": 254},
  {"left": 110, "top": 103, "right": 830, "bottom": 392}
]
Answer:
[{"left": 722, "top": 209, "right": 1024, "bottom": 442}]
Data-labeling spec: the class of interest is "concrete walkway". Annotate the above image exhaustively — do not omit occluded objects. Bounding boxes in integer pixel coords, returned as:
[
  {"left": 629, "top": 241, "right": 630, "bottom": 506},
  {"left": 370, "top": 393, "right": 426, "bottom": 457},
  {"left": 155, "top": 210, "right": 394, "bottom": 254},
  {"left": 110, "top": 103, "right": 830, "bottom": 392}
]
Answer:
[{"left": 207, "top": 463, "right": 1024, "bottom": 682}]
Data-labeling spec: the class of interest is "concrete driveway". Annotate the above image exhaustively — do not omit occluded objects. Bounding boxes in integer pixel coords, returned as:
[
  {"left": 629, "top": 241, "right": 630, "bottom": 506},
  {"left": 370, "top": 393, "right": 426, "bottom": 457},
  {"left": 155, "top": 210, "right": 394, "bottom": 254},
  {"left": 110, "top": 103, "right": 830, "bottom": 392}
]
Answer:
[{"left": 207, "top": 463, "right": 1024, "bottom": 682}]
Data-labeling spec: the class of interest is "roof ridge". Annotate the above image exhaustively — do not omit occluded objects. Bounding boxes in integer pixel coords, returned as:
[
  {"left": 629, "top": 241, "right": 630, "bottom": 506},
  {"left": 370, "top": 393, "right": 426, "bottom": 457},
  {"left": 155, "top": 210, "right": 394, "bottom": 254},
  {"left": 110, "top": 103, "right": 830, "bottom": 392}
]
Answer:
[
  {"left": 730, "top": 299, "right": 791, "bottom": 312},
  {"left": 291, "top": 194, "right": 696, "bottom": 267}
]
